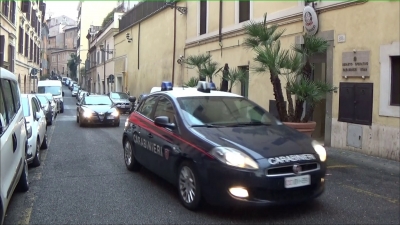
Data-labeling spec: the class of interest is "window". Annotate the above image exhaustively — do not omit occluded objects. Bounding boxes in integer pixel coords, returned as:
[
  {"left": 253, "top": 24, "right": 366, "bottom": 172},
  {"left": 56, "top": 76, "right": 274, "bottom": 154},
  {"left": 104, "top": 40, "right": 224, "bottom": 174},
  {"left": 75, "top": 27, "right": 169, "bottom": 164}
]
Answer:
[
  {"left": 106, "top": 44, "right": 109, "bottom": 61},
  {"left": 338, "top": 82, "right": 373, "bottom": 126},
  {"left": 154, "top": 97, "right": 176, "bottom": 123},
  {"left": 10, "top": 1, "right": 16, "bottom": 24},
  {"left": 18, "top": 27, "right": 24, "bottom": 54},
  {"left": 199, "top": 1, "right": 207, "bottom": 35},
  {"left": 239, "top": 0, "right": 250, "bottom": 23},
  {"left": 2, "top": 1, "right": 9, "bottom": 17},
  {"left": 8, "top": 45, "right": 14, "bottom": 72},
  {"left": 0, "top": 35, "right": 4, "bottom": 68},
  {"left": 24, "top": 33, "right": 29, "bottom": 57},
  {"left": 0, "top": 79, "right": 7, "bottom": 128},
  {"left": 30, "top": 39, "right": 33, "bottom": 60},
  {"left": 52, "top": 56, "right": 55, "bottom": 62},
  {"left": 137, "top": 96, "right": 158, "bottom": 118},
  {"left": 390, "top": 56, "right": 400, "bottom": 106},
  {"left": 0, "top": 79, "right": 16, "bottom": 124}
]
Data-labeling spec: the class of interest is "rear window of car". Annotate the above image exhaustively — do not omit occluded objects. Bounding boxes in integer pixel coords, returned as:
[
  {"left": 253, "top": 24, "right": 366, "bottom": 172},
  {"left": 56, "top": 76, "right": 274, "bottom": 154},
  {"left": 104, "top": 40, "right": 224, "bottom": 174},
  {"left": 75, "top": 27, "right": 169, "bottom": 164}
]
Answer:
[{"left": 21, "top": 97, "right": 30, "bottom": 117}]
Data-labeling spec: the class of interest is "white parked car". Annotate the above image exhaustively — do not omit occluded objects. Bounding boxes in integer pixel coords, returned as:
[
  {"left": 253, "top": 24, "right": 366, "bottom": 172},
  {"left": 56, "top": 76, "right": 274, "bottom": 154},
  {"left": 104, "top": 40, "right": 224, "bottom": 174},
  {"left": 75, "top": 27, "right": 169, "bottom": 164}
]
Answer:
[
  {"left": 0, "top": 68, "right": 29, "bottom": 225},
  {"left": 21, "top": 94, "right": 48, "bottom": 167}
]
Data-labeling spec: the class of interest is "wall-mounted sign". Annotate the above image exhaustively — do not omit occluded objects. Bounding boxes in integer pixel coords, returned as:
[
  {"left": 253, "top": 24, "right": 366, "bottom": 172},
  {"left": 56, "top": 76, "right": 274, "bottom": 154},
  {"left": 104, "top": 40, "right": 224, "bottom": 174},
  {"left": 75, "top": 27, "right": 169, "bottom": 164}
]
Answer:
[
  {"left": 342, "top": 51, "right": 370, "bottom": 77},
  {"left": 338, "top": 34, "right": 346, "bottom": 43},
  {"left": 303, "top": 6, "right": 319, "bottom": 35}
]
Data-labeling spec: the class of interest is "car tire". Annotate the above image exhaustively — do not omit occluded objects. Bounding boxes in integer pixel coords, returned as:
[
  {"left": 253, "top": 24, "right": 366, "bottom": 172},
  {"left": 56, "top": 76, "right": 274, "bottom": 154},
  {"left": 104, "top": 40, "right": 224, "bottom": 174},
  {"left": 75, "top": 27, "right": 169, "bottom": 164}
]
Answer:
[
  {"left": 17, "top": 159, "right": 29, "bottom": 192},
  {"left": 60, "top": 104, "right": 64, "bottom": 113},
  {"left": 79, "top": 115, "right": 85, "bottom": 127},
  {"left": 177, "top": 161, "right": 203, "bottom": 211},
  {"left": 76, "top": 114, "right": 79, "bottom": 123},
  {"left": 114, "top": 120, "right": 120, "bottom": 127},
  {"left": 40, "top": 133, "right": 48, "bottom": 150},
  {"left": 48, "top": 118, "right": 53, "bottom": 126},
  {"left": 124, "top": 140, "right": 141, "bottom": 172},
  {"left": 32, "top": 139, "right": 41, "bottom": 167}
]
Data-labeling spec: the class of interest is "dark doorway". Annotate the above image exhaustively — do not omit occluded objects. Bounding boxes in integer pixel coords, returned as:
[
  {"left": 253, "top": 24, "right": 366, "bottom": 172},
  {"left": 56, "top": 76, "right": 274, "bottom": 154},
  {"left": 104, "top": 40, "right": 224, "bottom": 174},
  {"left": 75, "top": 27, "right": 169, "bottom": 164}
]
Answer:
[{"left": 238, "top": 65, "right": 249, "bottom": 98}]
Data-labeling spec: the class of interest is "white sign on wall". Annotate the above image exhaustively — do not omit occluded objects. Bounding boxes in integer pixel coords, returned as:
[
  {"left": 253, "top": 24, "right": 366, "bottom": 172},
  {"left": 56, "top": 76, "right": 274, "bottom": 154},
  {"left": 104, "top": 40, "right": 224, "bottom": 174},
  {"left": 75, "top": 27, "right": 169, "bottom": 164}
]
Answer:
[{"left": 303, "top": 6, "right": 319, "bottom": 35}]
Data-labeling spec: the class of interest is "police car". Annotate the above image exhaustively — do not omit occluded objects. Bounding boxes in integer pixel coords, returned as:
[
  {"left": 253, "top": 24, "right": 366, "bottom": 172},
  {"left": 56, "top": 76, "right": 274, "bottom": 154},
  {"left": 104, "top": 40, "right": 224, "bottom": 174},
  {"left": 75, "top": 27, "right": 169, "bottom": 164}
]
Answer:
[{"left": 122, "top": 81, "right": 327, "bottom": 210}]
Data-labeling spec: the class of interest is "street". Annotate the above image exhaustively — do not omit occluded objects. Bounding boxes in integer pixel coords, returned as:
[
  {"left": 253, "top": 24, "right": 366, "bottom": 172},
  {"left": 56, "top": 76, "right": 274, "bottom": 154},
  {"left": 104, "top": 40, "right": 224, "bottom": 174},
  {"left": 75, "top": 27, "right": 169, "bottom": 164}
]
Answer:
[{"left": 3, "top": 87, "right": 399, "bottom": 225}]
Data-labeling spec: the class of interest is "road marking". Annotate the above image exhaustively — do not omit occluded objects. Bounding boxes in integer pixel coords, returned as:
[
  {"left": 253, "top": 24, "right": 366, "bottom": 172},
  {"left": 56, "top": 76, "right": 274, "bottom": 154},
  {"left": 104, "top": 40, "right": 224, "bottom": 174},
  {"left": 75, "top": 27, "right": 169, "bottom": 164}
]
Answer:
[
  {"left": 17, "top": 112, "right": 57, "bottom": 224},
  {"left": 342, "top": 184, "right": 399, "bottom": 204},
  {"left": 328, "top": 165, "right": 357, "bottom": 169}
]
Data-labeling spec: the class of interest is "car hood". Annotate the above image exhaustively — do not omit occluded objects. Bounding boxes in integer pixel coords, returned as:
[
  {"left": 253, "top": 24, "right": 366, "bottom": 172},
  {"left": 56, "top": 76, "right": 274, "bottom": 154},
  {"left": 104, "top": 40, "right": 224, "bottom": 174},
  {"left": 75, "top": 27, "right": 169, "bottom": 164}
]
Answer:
[
  {"left": 82, "top": 105, "right": 114, "bottom": 113},
  {"left": 190, "top": 125, "right": 316, "bottom": 160}
]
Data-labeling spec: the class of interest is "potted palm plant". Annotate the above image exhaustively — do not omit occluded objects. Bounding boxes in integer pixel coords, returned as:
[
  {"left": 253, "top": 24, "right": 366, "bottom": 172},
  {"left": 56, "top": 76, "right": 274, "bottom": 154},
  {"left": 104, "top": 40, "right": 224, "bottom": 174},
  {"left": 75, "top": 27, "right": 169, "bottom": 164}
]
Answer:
[
  {"left": 183, "top": 54, "right": 223, "bottom": 85},
  {"left": 243, "top": 13, "right": 336, "bottom": 136}
]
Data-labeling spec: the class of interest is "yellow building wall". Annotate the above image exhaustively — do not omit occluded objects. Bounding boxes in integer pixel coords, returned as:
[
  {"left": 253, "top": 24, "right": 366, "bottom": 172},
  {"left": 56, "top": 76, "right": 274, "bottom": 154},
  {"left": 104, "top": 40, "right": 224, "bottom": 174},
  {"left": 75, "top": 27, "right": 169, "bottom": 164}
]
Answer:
[{"left": 114, "top": 1, "right": 187, "bottom": 97}]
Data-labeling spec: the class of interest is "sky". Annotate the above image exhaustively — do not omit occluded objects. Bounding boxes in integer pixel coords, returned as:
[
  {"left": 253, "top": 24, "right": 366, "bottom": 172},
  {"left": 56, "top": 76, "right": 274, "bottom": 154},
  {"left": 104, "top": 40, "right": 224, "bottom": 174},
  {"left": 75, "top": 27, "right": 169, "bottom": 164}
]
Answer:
[{"left": 44, "top": 1, "right": 80, "bottom": 20}]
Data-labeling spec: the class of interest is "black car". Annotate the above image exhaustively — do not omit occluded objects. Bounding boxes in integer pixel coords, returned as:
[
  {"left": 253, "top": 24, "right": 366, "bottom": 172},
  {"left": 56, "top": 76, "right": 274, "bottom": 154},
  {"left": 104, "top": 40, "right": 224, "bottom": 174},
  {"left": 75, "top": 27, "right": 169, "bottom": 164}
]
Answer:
[
  {"left": 36, "top": 94, "right": 54, "bottom": 125},
  {"left": 108, "top": 92, "right": 131, "bottom": 114},
  {"left": 76, "top": 94, "right": 120, "bottom": 127},
  {"left": 122, "top": 81, "right": 327, "bottom": 210}
]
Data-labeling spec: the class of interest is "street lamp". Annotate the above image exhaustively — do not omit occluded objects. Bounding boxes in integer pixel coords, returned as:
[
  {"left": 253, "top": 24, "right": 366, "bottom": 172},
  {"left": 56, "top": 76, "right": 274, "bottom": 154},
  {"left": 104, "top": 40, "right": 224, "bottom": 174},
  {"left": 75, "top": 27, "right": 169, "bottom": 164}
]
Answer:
[{"left": 99, "top": 44, "right": 114, "bottom": 94}]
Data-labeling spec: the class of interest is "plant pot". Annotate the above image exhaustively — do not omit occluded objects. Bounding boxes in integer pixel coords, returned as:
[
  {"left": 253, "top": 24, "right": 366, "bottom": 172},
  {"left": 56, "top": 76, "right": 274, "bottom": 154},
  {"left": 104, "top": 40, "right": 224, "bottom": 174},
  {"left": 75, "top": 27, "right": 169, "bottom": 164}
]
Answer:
[{"left": 283, "top": 121, "right": 317, "bottom": 137}]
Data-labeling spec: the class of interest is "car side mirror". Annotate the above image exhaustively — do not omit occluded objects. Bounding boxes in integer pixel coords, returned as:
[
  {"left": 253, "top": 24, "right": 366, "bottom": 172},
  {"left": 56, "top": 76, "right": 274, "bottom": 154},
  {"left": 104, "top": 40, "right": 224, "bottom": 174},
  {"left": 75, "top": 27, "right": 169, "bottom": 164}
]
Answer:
[
  {"left": 154, "top": 116, "right": 175, "bottom": 130},
  {"left": 128, "top": 96, "right": 136, "bottom": 103},
  {"left": 62, "top": 91, "right": 65, "bottom": 96},
  {"left": 35, "top": 113, "right": 40, "bottom": 121},
  {"left": 0, "top": 113, "right": 4, "bottom": 134}
]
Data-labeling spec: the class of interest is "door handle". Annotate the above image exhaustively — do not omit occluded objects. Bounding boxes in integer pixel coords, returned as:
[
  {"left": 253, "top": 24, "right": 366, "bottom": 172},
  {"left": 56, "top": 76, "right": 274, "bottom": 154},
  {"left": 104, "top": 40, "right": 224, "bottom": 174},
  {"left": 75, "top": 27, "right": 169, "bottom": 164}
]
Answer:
[
  {"left": 148, "top": 133, "right": 153, "bottom": 138},
  {"left": 12, "top": 133, "right": 17, "bottom": 153}
]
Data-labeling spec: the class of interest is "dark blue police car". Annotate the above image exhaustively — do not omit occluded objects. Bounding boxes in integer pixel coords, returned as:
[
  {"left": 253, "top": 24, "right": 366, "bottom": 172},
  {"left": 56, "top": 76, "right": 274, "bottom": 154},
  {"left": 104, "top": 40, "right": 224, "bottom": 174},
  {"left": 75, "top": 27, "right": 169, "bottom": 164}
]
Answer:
[{"left": 122, "top": 81, "right": 327, "bottom": 210}]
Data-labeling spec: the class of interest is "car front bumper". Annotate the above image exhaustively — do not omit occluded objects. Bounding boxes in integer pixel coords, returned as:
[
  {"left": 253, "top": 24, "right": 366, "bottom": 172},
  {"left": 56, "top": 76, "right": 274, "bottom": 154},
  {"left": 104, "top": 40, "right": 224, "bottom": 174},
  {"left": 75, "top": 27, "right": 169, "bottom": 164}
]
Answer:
[
  {"left": 198, "top": 160, "right": 326, "bottom": 207},
  {"left": 81, "top": 115, "right": 120, "bottom": 125}
]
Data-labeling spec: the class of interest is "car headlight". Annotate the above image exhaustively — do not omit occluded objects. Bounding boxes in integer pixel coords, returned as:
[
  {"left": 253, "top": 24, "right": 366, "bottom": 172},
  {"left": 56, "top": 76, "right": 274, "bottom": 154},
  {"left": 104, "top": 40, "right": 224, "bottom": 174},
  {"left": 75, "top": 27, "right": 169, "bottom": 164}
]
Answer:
[
  {"left": 111, "top": 110, "right": 119, "bottom": 117},
  {"left": 210, "top": 147, "right": 259, "bottom": 170},
  {"left": 312, "top": 140, "right": 327, "bottom": 162},
  {"left": 26, "top": 122, "right": 32, "bottom": 139},
  {"left": 83, "top": 110, "right": 93, "bottom": 118}
]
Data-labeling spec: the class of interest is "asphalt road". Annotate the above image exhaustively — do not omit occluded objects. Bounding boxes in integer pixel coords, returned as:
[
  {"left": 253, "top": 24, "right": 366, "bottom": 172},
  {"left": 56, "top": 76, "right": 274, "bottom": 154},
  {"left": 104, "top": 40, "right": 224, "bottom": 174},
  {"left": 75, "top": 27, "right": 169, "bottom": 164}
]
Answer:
[{"left": 4, "top": 86, "right": 400, "bottom": 224}]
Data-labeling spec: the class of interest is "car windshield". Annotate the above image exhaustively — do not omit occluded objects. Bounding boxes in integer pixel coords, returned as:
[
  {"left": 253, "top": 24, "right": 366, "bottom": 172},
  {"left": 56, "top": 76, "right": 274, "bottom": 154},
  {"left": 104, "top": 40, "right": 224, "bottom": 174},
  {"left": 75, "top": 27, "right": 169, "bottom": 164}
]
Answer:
[
  {"left": 21, "top": 97, "right": 30, "bottom": 117},
  {"left": 73, "top": 87, "right": 79, "bottom": 91},
  {"left": 177, "top": 96, "right": 278, "bottom": 127},
  {"left": 110, "top": 92, "right": 129, "bottom": 99},
  {"left": 83, "top": 96, "right": 112, "bottom": 105},
  {"left": 38, "top": 86, "right": 61, "bottom": 96},
  {"left": 36, "top": 95, "right": 49, "bottom": 105}
]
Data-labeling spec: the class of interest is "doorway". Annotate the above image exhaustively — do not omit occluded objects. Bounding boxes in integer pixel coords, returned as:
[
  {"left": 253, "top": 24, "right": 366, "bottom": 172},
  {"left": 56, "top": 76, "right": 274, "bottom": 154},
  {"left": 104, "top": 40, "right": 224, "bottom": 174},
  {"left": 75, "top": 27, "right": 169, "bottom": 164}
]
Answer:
[
  {"left": 310, "top": 61, "right": 327, "bottom": 143},
  {"left": 238, "top": 65, "right": 249, "bottom": 98}
]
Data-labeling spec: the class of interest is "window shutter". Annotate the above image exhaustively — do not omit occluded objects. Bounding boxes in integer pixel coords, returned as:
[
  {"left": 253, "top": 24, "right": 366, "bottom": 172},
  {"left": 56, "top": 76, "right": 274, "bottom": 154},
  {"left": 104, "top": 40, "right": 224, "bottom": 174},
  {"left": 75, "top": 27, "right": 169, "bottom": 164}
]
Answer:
[
  {"left": 239, "top": 1, "right": 250, "bottom": 23},
  {"left": 0, "top": 35, "right": 5, "bottom": 67},
  {"left": 354, "top": 83, "right": 373, "bottom": 125},
  {"left": 199, "top": 1, "right": 207, "bottom": 35},
  {"left": 4, "top": 1, "right": 9, "bottom": 17},
  {"left": 11, "top": 1, "right": 16, "bottom": 23},
  {"left": 338, "top": 82, "right": 355, "bottom": 123}
]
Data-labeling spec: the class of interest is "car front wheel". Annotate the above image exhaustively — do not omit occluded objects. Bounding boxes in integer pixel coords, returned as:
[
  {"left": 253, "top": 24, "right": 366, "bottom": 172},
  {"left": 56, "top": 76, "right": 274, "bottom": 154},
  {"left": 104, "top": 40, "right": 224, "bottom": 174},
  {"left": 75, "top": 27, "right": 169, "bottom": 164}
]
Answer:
[
  {"left": 177, "top": 161, "right": 202, "bottom": 211},
  {"left": 124, "top": 140, "right": 141, "bottom": 172}
]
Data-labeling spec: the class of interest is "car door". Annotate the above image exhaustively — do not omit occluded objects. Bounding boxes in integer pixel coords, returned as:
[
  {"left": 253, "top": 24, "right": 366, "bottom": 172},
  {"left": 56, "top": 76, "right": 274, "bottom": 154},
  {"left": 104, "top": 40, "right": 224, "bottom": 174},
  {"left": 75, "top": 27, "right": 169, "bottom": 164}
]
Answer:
[
  {"left": 0, "top": 79, "right": 22, "bottom": 201},
  {"left": 151, "top": 96, "right": 181, "bottom": 179},
  {"left": 133, "top": 95, "right": 160, "bottom": 172}
]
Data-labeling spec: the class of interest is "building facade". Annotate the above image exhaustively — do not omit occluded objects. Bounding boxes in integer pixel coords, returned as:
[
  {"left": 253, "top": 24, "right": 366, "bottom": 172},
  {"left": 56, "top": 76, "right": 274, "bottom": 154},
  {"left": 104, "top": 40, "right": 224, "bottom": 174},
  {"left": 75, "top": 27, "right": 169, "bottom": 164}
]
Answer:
[
  {"left": 9, "top": 1, "right": 44, "bottom": 94},
  {"left": 114, "top": 0, "right": 399, "bottom": 161},
  {"left": 1, "top": 1, "right": 17, "bottom": 78},
  {"left": 40, "top": 21, "right": 49, "bottom": 76},
  {"left": 87, "top": 12, "right": 123, "bottom": 95},
  {"left": 76, "top": 1, "right": 120, "bottom": 86},
  {"left": 48, "top": 26, "right": 78, "bottom": 77}
]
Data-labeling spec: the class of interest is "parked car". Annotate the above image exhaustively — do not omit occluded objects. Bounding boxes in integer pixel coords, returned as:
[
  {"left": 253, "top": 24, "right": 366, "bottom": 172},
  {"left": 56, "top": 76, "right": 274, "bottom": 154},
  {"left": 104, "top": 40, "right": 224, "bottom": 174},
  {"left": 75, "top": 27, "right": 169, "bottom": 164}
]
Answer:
[
  {"left": 0, "top": 68, "right": 29, "bottom": 225},
  {"left": 21, "top": 94, "right": 48, "bottom": 167},
  {"left": 37, "top": 80, "right": 64, "bottom": 113},
  {"left": 36, "top": 94, "right": 56, "bottom": 125},
  {"left": 72, "top": 86, "right": 79, "bottom": 97},
  {"left": 77, "top": 91, "right": 88, "bottom": 102},
  {"left": 107, "top": 92, "right": 131, "bottom": 114},
  {"left": 76, "top": 94, "right": 120, "bottom": 127}
]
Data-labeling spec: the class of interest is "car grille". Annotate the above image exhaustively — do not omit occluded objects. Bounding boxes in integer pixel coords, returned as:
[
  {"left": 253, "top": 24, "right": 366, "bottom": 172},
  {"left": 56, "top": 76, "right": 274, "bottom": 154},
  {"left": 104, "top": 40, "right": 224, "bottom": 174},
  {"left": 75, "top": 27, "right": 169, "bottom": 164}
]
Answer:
[
  {"left": 265, "top": 163, "right": 320, "bottom": 177},
  {"left": 116, "top": 103, "right": 130, "bottom": 106},
  {"left": 252, "top": 184, "right": 320, "bottom": 201}
]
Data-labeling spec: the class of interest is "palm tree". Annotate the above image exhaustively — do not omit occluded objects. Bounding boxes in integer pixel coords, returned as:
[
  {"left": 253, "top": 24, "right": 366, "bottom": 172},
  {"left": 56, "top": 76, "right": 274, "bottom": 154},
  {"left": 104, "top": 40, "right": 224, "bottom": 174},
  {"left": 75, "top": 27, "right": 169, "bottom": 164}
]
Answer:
[
  {"left": 223, "top": 68, "right": 247, "bottom": 93},
  {"left": 183, "top": 54, "right": 211, "bottom": 81},
  {"left": 184, "top": 77, "right": 199, "bottom": 87},
  {"left": 243, "top": 13, "right": 336, "bottom": 123}
]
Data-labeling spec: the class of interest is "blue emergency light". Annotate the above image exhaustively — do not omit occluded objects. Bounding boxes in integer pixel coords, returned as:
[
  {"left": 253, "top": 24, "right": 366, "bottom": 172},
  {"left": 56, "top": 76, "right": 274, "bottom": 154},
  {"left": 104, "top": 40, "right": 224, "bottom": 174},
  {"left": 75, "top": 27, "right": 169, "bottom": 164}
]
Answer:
[
  {"left": 161, "top": 81, "right": 173, "bottom": 91},
  {"left": 197, "top": 81, "right": 217, "bottom": 93}
]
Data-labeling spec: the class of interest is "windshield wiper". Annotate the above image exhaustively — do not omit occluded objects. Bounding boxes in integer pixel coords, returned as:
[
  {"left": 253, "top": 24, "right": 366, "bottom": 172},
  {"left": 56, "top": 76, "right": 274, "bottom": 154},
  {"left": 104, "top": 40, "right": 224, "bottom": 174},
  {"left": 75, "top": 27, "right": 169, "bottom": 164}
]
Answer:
[
  {"left": 191, "top": 124, "right": 225, "bottom": 128},
  {"left": 226, "top": 121, "right": 271, "bottom": 127}
]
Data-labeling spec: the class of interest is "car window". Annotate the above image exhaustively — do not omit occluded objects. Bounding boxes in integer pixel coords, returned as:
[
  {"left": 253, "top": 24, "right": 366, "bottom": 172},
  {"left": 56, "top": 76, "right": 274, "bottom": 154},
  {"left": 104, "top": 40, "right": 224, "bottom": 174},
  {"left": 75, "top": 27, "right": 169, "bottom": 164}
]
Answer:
[
  {"left": 21, "top": 97, "right": 31, "bottom": 117},
  {"left": 83, "top": 96, "right": 112, "bottom": 105},
  {"left": 177, "top": 96, "right": 278, "bottom": 126},
  {"left": 36, "top": 95, "right": 49, "bottom": 105},
  {"left": 10, "top": 80, "right": 21, "bottom": 111},
  {"left": 111, "top": 92, "right": 129, "bottom": 99},
  {"left": 32, "top": 98, "right": 41, "bottom": 112},
  {"left": 30, "top": 99, "right": 38, "bottom": 117},
  {"left": 137, "top": 96, "right": 158, "bottom": 118},
  {"left": 38, "top": 86, "right": 61, "bottom": 96},
  {"left": 0, "top": 80, "right": 8, "bottom": 127},
  {"left": 0, "top": 79, "right": 16, "bottom": 124},
  {"left": 153, "top": 97, "right": 176, "bottom": 123}
]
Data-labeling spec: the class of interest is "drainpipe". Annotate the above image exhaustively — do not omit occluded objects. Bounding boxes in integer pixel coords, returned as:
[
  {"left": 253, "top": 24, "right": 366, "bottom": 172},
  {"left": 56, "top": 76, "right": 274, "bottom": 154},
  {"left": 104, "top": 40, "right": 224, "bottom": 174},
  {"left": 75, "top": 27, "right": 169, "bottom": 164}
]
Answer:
[
  {"left": 218, "top": 0, "right": 223, "bottom": 57},
  {"left": 171, "top": 2, "right": 177, "bottom": 85}
]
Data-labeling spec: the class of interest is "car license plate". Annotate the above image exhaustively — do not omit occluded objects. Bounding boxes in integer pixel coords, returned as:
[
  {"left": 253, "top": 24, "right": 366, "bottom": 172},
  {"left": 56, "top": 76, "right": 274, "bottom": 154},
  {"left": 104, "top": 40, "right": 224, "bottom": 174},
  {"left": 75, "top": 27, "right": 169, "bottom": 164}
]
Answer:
[
  {"left": 121, "top": 105, "right": 125, "bottom": 108},
  {"left": 284, "top": 175, "right": 310, "bottom": 188},
  {"left": 107, "top": 116, "right": 114, "bottom": 119}
]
